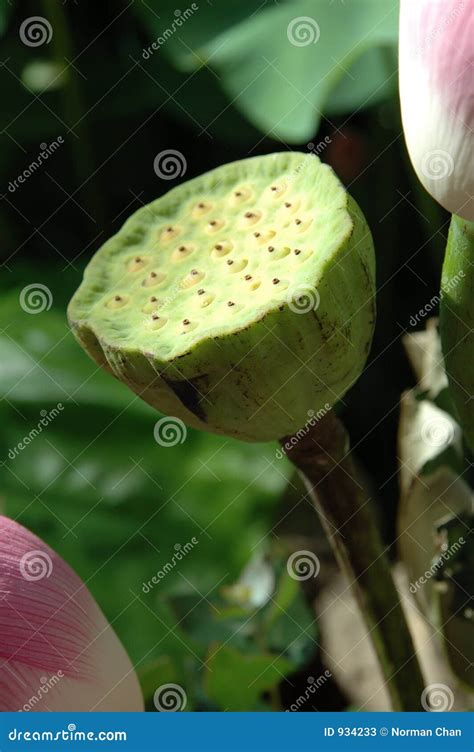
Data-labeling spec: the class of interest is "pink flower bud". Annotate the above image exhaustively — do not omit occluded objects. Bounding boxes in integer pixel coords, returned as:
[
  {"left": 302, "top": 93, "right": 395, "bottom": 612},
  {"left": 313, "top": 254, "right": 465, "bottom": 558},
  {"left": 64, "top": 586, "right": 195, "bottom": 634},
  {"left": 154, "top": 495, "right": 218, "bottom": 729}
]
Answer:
[
  {"left": 0, "top": 516, "right": 144, "bottom": 711},
  {"left": 399, "top": 0, "right": 474, "bottom": 220}
]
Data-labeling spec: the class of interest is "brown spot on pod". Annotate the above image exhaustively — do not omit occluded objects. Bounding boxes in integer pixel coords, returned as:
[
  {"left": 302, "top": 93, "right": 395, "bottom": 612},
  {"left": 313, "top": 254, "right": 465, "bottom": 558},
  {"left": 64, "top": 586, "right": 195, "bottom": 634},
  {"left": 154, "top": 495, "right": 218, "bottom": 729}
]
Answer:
[
  {"left": 205, "top": 219, "right": 225, "bottom": 234},
  {"left": 128, "top": 256, "right": 148, "bottom": 273},
  {"left": 107, "top": 294, "right": 129, "bottom": 309},
  {"left": 192, "top": 201, "right": 213, "bottom": 218},
  {"left": 212, "top": 240, "right": 233, "bottom": 258},
  {"left": 242, "top": 210, "right": 262, "bottom": 227}
]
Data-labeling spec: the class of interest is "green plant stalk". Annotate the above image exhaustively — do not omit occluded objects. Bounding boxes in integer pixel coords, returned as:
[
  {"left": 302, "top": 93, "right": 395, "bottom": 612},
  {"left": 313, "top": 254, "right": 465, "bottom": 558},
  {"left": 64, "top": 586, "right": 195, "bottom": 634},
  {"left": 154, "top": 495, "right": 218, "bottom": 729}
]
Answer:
[
  {"left": 440, "top": 216, "right": 474, "bottom": 454},
  {"left": 282, "top": 410, "right": 425, "bottom": 711}
]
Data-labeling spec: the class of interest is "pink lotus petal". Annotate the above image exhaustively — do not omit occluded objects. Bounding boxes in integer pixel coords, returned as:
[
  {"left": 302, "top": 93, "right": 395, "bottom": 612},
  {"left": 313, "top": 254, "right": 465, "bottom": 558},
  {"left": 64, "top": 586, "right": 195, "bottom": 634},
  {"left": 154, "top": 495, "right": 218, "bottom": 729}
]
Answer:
[
  {"left": 399, "top": 0, "right": 474, "bottom": 220},
  {"left": 0, "top": 516, "right": 144, "bottom": 711}
]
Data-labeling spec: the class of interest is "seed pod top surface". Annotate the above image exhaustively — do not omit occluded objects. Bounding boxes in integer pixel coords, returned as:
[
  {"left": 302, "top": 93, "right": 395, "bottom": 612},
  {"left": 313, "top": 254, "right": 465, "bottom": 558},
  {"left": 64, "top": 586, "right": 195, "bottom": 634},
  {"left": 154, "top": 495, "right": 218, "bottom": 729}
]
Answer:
[{"left": 68, "top": 152, "right": 375, "bottom": 442}]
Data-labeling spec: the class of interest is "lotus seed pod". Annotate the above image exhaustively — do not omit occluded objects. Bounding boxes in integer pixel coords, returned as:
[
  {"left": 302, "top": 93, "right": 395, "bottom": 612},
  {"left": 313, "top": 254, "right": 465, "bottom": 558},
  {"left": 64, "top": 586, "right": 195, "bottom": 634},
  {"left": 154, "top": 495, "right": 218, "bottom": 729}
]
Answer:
[{"left": 68, "top": 153, "right": 375, "bottom": 442}]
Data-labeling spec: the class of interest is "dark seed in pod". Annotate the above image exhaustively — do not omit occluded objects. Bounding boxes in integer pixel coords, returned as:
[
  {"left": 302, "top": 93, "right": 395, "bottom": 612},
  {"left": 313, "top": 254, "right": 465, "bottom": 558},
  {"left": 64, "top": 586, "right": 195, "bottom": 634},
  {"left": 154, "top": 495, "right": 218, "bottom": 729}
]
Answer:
[
  {"left": 135, "top": 257, "right": 141, "bottom": 262},
  {"left": 270, "top": 186, "right": 277, "bottom": 191},
  {"left": 285, "top": 202, "right": 291, "bottom": 208},
  {"left": 152, "top": 314, "right": 160, "bottom": 320},
  {"left": 114, "top": 295, "right": 122, "bottom": 301},
  {"left": 197, "top": 289, "right": 205, "bottom": 295},
  {"left": 227, "top": 301, "right": 235, "bottom": 307},
  {"left": 245, "top": 212, "right": 255, "bottom": 218},
  {"left": 254, "top": 232, "right": 261, "bottom": 238},
  {"left": 235, "top": 191, "right": 242, "bottom": 197},
  {"left": 295, "top": 219, "right": 302, "bottom": 225},
  {"left": 272, "top": 278, "right": 280, "bottom": 285},
  {"left": 244, "top": 274, "right": 252, "bottom": 280},
  {"left": 294, "top": 249, "right": 301, "bottom": 256},
  {"left": 191, "top": 269, "right": 198, "bottom": 276},
  {"left": 150, "top": 271, "right": 157, "bottom": 278},
  {"left": 227, "top": 259, "right": 234, "bottom": 266},
  {"left": 150, "top": 296, "right": 158, "bottom": 301},
  {"left": 198, "top": 203, "right": 205, "bottom": 208},
  {"left": 267, "top": 246, "right": 274, "bottom": 253},
  {"left": 215, "top": 243, "right": 223, "bottom": 250},
  {"left": 210, "top": 220, "right": 217, "bottom": 226},
  {"left": 183, "top": 319, "right": 190, "bottom": 326},
  {"left": 166, "top": 227, "right": 173, "bottom": 232},
  {"left": 179, "top": 245, "right": 186, "bottom": 252}
]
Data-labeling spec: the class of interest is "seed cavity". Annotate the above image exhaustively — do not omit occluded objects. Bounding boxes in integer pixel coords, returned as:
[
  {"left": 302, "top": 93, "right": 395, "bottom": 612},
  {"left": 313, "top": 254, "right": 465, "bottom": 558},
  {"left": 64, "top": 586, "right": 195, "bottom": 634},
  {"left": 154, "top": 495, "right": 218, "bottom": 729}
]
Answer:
[
  {"left": 128, "top": 256, "right": 148, "bottom": 273},
  {"left": 171, "top": 244, "right": 194, "bottom": 262},
  {"left": 269, "top": 246, "right": 291, "bottom": 260},
  {"left": 226, "top": 258, "right": 248, "bottom": 273},
  {"left": 295, "top": 218, "right": 313, "bottom": 233},
  {"left": 254, "top": 229, "right": 276, "bottom": 245},
  {"left": 160, "top": 226, "right": 180, "bottom": 242},
  {"left": 230, "top": 186, "right": 252, "bottom": 205},
  {"left": 192, "top": 201, "right": 212, "bottom": 218},
  {"left": 199, "top": 293, "right": 215, "bottom": 308},
  {"left": 205, "top": 219, "right": 225, "bottom": 234},
  {"left": 249, "top": 280, "right": 261, "bottom": 291},
  {"left": 281, "top": 198, "right": 301, "bottom": 215},
  {"left": 142, "top": 270, "right": 166, "bottom": 287},
  {"left": 107, "top": 294, "right": 129, "bottom": 309},
  {"left": 212, "top": 240, "right": 233, "bottom": 258},
  {"left": 150, "top": 315, "right": 167, "bottom": 331},
  {"left": 242, "top": 210, "right": 262, "bottom": 227},
  {"left": 181, "top": 269, "right": 205, "bottom": 288},
  {"left": 268, "top": 182, "right": 287, "bottom": 198},
  {"left": 142, "top": 296, "right": 163, "bottom": 313},
  {"left": 180, "top": 319, "right": 198, "bottom": 333}
]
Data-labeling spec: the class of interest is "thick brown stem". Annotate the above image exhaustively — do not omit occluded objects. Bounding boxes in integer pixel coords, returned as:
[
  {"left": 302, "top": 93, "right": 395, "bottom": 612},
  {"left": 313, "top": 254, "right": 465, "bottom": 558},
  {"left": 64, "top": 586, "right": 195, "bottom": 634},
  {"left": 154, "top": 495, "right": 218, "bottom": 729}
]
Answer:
[{"left": 281, "top": 410, "right": 425, "bottom": 711}]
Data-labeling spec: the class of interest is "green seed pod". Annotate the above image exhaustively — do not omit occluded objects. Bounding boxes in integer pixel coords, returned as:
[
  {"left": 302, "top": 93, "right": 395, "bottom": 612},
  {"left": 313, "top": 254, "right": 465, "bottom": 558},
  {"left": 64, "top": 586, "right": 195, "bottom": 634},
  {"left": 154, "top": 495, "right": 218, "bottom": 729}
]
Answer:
[
  {"left": 440, "top": 215, "right": 474, "bottom": 453},
  {"left": 68, "top": 153, "right": 375, "bottom": 442}
]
